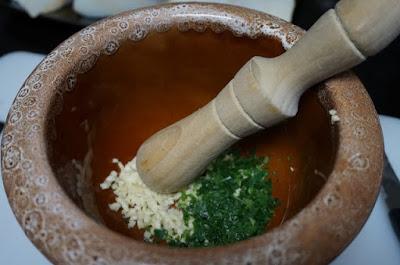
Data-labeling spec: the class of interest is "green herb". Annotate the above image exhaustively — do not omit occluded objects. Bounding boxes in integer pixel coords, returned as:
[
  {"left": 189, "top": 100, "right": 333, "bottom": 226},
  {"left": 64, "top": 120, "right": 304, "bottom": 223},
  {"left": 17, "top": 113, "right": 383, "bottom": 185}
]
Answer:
[{"left": 159, "top": 150, "right": 278, "bottom": 247}]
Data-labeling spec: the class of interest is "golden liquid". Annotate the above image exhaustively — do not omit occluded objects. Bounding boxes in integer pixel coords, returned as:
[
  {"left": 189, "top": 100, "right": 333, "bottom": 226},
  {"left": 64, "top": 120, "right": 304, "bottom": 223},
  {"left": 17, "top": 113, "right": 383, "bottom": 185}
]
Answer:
[{"left": 52, "top": 29, "right": 335, "bottom": 241}]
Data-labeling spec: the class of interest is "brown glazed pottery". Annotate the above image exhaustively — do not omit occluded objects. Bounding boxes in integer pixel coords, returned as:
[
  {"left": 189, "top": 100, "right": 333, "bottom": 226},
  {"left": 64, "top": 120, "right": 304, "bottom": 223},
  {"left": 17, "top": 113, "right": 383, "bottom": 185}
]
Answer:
[{"left": 1, "top": 3, "right": 383, "bottom": 265}]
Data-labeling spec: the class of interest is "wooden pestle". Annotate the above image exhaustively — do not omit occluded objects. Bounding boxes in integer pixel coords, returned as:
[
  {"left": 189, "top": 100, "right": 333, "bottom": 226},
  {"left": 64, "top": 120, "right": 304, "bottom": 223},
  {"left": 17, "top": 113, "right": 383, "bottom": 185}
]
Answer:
[{"left": 137, "top": 0, "right": 400, "bottom": 193}]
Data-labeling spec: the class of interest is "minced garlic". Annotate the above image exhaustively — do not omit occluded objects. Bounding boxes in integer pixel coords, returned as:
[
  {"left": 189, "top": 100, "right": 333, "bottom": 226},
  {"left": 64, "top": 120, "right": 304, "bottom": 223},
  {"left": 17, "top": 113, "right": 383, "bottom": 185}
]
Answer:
[
  {"left": 100, "top": 157, "right": 193, "bottom": 241},
  {"left": 329, "top": 109, "right": 340, "bottom": 124}
]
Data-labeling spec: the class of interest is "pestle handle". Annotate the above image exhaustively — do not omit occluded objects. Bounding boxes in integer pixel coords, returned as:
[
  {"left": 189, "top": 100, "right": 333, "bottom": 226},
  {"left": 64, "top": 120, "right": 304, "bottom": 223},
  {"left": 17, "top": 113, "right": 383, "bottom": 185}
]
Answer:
[
  {"left": 137, "top": 0, "right": 400, "bottom": 193},
  {"left": 336, "top": 0, "right": 400, "bottom": 56}
]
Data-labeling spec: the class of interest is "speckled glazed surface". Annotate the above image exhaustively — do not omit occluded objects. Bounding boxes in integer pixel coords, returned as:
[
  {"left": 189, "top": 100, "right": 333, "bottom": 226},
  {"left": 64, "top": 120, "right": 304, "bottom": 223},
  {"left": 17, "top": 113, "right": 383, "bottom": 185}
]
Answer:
[{"left": 1, "top": 3, "right": 383, "bottom": 265}]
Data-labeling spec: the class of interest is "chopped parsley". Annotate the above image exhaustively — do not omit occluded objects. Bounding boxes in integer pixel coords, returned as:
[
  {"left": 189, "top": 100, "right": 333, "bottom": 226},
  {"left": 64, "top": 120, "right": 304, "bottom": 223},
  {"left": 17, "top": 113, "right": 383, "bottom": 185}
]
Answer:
[{"left": 155, "top": 150, "right": 278, "bottom": 247}]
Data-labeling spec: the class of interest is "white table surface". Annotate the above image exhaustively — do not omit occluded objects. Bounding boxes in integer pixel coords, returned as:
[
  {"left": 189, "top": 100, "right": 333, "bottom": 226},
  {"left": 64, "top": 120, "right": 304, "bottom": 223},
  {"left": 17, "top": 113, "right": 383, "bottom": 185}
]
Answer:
[{"left": 0, "top": 52, "right": 399, "bottom": 265}]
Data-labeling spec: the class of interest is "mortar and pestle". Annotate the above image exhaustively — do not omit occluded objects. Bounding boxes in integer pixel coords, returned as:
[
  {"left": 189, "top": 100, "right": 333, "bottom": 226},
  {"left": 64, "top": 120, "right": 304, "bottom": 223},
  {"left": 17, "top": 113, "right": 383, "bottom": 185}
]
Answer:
[{"left": 2, "top": 0, "right": 399, "bottom": 264}]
